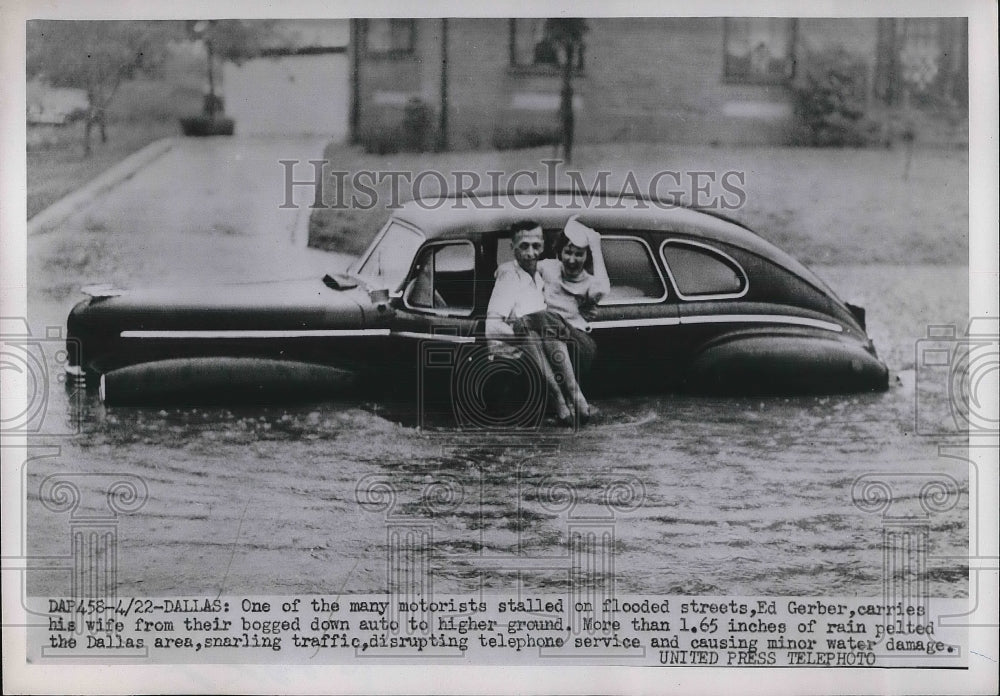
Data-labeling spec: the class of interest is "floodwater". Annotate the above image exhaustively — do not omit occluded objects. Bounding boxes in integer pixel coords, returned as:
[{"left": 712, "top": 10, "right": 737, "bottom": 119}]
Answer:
[
  {"left": 22, "top": 265, "right": 970, "bottom": 599},
  {"left": 18, "top": 138, "right": 970, "bottom": 599}
]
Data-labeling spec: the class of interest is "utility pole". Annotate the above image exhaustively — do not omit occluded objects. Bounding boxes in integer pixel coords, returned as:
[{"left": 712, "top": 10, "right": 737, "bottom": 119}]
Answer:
[{"left": 438, "top": 18, "right": 449, "bottom": 152}]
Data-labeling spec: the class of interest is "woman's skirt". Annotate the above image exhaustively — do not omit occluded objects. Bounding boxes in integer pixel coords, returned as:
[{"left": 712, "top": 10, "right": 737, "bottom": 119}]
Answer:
[{"left": 512, "top": 310, "right": 597, "bottom": 375}]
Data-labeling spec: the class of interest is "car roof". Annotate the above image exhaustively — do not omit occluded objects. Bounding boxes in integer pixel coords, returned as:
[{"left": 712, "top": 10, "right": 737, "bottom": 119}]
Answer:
[{"left": 389, "top": 192, "right": 837, "bottom": 297}]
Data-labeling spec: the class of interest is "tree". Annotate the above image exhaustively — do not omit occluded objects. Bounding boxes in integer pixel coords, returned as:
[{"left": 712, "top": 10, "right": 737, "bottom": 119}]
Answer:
[
  {"left": 544, "top": 19, "right": 588, "bottom": 163},
  {"left": 26, "top": 21, "right": 180, "bottom": 155}
]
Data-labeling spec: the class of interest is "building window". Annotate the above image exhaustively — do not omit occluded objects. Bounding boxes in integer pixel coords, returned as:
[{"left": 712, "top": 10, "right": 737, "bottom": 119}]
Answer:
[
  {"left": 365, "top": 19, "right": 415, "bottom": 56},
  {"left": 509, "top": 19, "right": 584, "bottom": 71},
  {"left": 723, "top": 18, "right": 796, "bottom": 84}
]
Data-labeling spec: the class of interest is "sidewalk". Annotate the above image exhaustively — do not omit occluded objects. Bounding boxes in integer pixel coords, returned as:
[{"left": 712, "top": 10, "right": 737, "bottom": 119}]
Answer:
[{"left": 27, "top": 136, "right": 355, "bottom": 327}]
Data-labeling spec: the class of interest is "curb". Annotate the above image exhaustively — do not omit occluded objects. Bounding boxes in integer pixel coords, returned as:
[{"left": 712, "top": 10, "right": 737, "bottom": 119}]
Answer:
[
  {"left": 27, "top": 137, "right": 176, "bottom": 235},
  {"left": 289, "top": 137, "right": 332, "bottom": 249},
  {"left": 290, "top": 195, "right": 313, "bottom": 248}
]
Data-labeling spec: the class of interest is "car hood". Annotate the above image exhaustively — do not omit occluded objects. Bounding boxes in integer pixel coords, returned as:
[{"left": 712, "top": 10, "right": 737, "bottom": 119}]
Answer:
[{"left": 71, "top": 278, "right": 375, "bottom": 331}]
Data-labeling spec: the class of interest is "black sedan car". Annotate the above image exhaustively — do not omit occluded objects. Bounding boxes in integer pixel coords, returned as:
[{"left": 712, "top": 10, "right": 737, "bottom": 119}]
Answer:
[{"left": 65, "top": 193, "right": 889, "bottom": 410}]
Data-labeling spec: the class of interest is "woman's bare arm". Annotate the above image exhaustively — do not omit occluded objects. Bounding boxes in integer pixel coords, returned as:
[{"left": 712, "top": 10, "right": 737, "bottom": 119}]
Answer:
[{"left": 589, "top": 227, "right": 610, "bottom": 300}]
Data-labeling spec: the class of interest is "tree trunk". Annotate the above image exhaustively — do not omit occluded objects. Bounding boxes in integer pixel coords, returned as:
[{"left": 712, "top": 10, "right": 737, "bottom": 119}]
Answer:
[
  {"left": 560, "top": 43, "right": 575, "bottom": 163},
  {"left": 83, "top": 94, "right": 95, "bottom": 156},
  {"left": 206, "top": 39, "right": 217, "bottom": 120},
  {"left": 437, "top": 18, "right": 449, "bottom": 152}
]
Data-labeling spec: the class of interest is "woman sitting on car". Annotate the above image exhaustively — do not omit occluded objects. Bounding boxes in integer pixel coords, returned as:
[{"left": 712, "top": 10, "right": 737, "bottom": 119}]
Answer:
[{"left": 536, "top": 215, "right": 610, "bottom": 381}]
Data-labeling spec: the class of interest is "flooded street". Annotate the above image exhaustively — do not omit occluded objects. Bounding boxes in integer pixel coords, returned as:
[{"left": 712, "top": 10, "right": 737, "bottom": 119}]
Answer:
[
  {"left": 24, "top": 260, "right": 969, "bottom": 598},
  {"left": 20, "top": 139, "right": 969, "bottom": 600}
]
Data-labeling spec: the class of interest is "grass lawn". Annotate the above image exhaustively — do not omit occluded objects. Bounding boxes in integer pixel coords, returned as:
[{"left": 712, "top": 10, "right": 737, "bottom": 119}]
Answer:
[
  {"left": 309, "top": 142, "right": 968, "bottom": 266},
  {"left": 27, "top": 119, "right": 183, "bottom": 219},
  {"left": 26, "top": 73, "right": 204, "bottom": 219}
]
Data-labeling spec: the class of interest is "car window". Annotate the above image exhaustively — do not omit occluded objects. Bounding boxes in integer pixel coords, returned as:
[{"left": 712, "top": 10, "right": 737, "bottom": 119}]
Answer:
[
  {"left": 601, "top": 236, "right": 668, "bottom": 304},
  {"left": 660, "top": 240, "right": 748, "bottom": 299},
  {"left": 354, "top": 221, "right": 425, "bottom": 290},
  {"left": 404, "top": 242, "right": 476, "bottom": 315}
]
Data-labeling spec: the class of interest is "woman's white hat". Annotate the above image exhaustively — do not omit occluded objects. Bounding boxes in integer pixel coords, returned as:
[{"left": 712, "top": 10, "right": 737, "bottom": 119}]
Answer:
[{"left": 564, "top": 215, "right": 594, "bottom": 247}]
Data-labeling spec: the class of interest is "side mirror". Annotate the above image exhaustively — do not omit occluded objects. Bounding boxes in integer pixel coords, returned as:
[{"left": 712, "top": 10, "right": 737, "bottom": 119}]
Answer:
[{"left": 368, "top": 288, "right": 389, "bottom": 309}]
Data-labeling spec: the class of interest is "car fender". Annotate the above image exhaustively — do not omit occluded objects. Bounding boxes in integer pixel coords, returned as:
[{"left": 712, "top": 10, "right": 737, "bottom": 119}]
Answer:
[
  {"left": 99, "top": 357, "right": 358, "bottom": 406},
  {"left": 686, "top": 333, "right": 890, "bottom": 394}
]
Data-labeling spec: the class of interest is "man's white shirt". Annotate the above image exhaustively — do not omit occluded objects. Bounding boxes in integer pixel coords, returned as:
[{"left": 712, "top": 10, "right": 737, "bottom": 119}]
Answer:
[{"left": 485, "top": 261, "right": 547, "bottom": 337}]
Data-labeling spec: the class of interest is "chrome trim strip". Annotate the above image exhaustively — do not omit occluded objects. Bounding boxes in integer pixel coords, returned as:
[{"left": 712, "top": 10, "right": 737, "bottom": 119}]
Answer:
[
  {"left": 393, "top": 331, "right": 475, "bottom": 343},
  {"left": 681, "top": 314, "right": 842, "bottom": 332},
  {"left": 120, "top": 329, "right": 391, "bottom": 339},
  {"left": 589, "top": 317, "right": 681, "bottom": 329},
  {"left": 590, "top": 314, "right": 842, "bottom": 333}
]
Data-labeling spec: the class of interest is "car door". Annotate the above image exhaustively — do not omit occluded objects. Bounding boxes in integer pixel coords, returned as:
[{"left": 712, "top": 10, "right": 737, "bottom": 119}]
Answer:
[
  {"left": 388, "top": 239, "right": 481, "bottom": 392},
  {"left": 657, "top": 238, "right": 754, "bottom": 362},
  {"left": 586, "top": 233, "right": 681, "bottom": 388}
]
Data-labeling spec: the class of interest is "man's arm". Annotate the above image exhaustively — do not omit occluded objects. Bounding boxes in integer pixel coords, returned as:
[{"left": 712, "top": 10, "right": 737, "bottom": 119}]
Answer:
[
  {"left": 485, "top": 318, "right": 515, "bottom": 338},
  {"left": 486, "top": 266, "right": 517, "bottom": 339}
]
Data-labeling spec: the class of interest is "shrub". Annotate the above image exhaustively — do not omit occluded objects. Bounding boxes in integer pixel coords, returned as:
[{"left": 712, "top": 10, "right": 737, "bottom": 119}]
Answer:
[
  {"left": 792, "top": 49, "right": 879, "bottom": 147},
  {"left": 202, "top": 93, "right": 224, "bottom": 117},
  {"left": 358, "top": 121, "right": 401, "bottom": 155},
  {"left": 359, "top": 98, "right": 437, "bottom": 155},
  {"left": 491, "top": 125, "right": 560, "bottom": 151},
  {"left": 400, "top": 98, "right": 436, "bottom": 152}
]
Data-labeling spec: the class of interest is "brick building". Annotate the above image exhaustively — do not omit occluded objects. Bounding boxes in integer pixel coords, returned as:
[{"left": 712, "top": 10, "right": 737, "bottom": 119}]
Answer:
[{"left": 349, "top": 17, "right": 968, "bottom": 149}]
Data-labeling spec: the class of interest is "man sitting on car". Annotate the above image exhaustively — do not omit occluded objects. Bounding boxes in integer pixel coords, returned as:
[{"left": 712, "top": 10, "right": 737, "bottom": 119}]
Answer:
[{"left": 486, "top": 220, "right": 588, "bottom": 424}]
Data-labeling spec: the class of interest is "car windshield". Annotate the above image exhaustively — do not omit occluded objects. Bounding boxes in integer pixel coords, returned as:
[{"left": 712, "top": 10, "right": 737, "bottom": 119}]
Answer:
[{"left": 352, "top": 221, "right": 425, "bottom": 290}]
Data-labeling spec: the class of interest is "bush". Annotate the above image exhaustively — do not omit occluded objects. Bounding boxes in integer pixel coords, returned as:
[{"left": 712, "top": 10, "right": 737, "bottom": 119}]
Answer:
[
  {"left": 359, "top": 98, "right": 437, "bottom": 155},
  {"left": 202, "top": 93, "right": 224, "bottom": 117},
  {"left": 491, "top": 125, "right": 560, "bottom": 151},
  {"left": 792, "top": 49, "right": 879, "bottom": 147},
  {"left": 400, "top": 98, "right": 436, "bottom": 151},
  {"left": 357, "top": 121, "right": 400, "bottom": 155}
]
